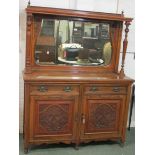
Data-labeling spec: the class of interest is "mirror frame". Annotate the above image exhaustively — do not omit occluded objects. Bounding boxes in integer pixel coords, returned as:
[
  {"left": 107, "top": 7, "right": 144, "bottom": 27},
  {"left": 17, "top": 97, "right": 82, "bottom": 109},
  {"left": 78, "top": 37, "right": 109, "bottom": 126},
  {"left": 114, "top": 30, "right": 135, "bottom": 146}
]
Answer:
[{"left": 25, "top": 6, "right": 132, "bottom": 73}]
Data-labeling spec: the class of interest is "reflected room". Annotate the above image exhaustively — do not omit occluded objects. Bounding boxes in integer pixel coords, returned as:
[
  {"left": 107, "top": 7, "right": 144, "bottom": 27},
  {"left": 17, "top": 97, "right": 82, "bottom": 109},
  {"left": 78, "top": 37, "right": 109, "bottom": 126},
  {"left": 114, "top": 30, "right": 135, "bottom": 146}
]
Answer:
[{"left": 34, "top": 18, "right": 112, "bottom": 66}]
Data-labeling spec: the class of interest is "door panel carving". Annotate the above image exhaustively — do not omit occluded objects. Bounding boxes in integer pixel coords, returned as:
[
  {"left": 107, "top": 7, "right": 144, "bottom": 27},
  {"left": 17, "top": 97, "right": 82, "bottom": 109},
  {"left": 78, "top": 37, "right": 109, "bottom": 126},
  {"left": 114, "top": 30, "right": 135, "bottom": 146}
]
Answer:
[
  {"left": 29, "top": 96, "right": 78, "bottom": 140},
  {"left": 80, "top": 95, "right": 126, "bottom": 139},
  {"left": 89, "top": 102, "right": 117, "bottom": 129},
  {"left": 86, "top": 99, "right": 121, "bottom": 132},
  {"left": 39, "top": 103, "right": 69, "bottom": 133},
  {"left": 35, "top": 100, "right": 73, "bottom": 135}
]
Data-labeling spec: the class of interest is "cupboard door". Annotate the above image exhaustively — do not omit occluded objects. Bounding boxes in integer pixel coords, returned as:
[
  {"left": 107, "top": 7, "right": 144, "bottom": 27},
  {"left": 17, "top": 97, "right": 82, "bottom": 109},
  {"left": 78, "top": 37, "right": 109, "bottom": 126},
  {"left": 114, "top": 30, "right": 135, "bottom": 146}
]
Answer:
[
  {"left": 80, "top": 95, "right": 126, "bottom": 140},
  {"left": 29, "top": 95, "right": 78, "bottom": 142}
]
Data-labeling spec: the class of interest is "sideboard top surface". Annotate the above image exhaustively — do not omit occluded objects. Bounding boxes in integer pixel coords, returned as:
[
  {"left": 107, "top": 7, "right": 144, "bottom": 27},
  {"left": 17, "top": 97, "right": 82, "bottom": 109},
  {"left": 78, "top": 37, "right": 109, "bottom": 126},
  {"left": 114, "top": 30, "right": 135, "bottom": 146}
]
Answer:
[{"left": 23, "top": 71, "right": 134, "bottom": 84}]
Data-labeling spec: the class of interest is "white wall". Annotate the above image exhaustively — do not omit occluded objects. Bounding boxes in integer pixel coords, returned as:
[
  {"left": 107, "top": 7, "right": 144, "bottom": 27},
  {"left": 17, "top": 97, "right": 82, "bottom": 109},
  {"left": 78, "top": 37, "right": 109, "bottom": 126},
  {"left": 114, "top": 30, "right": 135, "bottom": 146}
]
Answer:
[
  {"left": 19, "top": 0, "right": 135, "bottom": 133},
  {"left": 118, "top": 0, "right": 135, "bottom": 127}
]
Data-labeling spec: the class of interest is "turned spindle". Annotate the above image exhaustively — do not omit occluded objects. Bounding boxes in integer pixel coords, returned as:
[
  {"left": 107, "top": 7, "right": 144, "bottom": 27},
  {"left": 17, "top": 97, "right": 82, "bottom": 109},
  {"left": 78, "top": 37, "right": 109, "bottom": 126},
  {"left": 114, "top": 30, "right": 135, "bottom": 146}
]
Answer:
[{"left": 119, "top": 21, "right": 131, "bottom": 77}]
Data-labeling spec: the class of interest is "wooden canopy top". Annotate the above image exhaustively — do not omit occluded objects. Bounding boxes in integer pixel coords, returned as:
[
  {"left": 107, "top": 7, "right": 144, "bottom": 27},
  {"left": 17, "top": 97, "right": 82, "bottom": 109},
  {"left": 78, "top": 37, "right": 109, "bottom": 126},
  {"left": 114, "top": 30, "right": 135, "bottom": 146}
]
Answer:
[{"left": 26, "top": 6, "right": 133, "bottom": 22}]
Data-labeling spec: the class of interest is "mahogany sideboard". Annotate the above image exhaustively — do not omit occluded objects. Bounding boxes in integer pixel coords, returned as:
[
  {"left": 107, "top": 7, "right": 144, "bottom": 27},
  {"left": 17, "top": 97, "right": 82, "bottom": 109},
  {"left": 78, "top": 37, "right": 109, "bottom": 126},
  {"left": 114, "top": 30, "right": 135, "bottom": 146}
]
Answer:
[{"left": 23, "top": 5, "right": 134, "bottom": 153}]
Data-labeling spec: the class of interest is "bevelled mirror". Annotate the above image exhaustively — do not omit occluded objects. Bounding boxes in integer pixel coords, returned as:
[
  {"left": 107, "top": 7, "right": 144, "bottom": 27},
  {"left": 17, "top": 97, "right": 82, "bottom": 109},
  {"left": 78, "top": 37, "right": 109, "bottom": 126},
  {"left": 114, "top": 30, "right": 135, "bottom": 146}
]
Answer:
[{"left": 34, "top": 16, "right": 113, "bottom": 66}]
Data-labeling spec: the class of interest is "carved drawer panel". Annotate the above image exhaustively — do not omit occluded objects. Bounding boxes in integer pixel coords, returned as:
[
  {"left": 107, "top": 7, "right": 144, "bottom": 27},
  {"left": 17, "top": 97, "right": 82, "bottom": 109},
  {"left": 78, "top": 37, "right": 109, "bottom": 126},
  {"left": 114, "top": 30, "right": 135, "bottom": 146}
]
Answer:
[
  {"left": 84, "top": 85, "right": 127, "bottom": 94},
  {"left": 30, "top": 84, "right": 79, "bottom": 95}
]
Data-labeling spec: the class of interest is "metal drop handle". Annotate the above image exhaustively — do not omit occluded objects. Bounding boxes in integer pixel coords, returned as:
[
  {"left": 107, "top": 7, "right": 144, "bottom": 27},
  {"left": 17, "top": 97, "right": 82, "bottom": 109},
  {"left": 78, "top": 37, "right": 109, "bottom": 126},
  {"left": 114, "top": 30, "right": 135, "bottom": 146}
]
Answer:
[
  {"left": 113, "top": 87, "right": 120, "bottom": 92},
  {"left": 64, "top": 86, "right": 72, "bottom": 92},
  {"left": 90, "top": 86, "right": 97, "bottom": 92},
  {"left": 38, "top": 85, "right": 48, "bottom": 92}
]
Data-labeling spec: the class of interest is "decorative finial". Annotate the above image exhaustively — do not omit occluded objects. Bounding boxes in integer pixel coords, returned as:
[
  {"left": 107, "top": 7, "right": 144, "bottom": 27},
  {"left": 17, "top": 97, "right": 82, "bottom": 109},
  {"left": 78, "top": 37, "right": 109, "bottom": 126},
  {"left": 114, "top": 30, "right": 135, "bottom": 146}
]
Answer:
[
  {"left": 27, "top": 0, "right": 31, "bottom": 7},
  {"left": 121, "top": 10, "right": 124, "bottom": 16}
]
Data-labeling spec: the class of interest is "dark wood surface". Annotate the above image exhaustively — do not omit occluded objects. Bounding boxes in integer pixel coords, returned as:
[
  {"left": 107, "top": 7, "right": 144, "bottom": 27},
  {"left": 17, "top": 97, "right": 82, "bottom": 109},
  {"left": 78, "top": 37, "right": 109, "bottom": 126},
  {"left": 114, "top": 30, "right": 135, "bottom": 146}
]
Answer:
[
  {"left": 26, "top": 6, "right": 133, "bottom": 22},
  {"left": 23, "top": 71, "right": 134, "bottom": 83},
  {"left": 23, "top": 6, "right": 134, "bottom": 153}
]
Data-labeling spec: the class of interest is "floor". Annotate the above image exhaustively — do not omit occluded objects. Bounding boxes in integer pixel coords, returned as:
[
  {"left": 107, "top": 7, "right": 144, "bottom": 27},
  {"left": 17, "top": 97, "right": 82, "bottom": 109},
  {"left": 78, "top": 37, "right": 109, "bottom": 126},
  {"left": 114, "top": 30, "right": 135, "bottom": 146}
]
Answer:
[{"left": 19, "top": 128, "right": 135, "bottom": 155}]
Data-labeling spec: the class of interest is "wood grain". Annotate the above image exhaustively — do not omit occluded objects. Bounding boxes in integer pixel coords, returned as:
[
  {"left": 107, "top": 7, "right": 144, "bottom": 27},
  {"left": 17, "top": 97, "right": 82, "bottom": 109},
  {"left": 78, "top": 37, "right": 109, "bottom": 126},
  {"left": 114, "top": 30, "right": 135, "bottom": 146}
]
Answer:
[{"left": 23, "top": 6, "right": 134, "bottom": 153}]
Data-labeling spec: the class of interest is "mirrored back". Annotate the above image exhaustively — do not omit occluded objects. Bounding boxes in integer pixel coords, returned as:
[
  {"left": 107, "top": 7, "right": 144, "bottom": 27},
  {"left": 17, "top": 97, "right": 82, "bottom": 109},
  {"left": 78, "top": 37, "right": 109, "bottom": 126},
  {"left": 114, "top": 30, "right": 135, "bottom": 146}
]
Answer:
[{"left": 34, "top": 17, "right": 112, "bottom": 66}]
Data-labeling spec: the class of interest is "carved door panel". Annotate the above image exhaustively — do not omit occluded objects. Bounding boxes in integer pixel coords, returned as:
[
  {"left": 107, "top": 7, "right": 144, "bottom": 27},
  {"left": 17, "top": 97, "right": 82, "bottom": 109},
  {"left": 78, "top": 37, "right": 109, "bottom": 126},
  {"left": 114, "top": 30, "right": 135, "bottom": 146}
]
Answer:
[
  {"left": 29, "top": 95, "right": 78, "bottom": 142},
  {"left": 80, "top": 95, "right": 126, "bottom": 140}
]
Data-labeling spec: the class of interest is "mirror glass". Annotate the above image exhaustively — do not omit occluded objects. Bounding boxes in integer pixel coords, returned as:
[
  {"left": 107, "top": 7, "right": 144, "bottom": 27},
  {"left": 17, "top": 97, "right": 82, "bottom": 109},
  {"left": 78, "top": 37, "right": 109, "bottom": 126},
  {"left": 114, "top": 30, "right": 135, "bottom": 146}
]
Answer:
[{"left": 34, "top": 17, "right": 112, "bottom": 66}]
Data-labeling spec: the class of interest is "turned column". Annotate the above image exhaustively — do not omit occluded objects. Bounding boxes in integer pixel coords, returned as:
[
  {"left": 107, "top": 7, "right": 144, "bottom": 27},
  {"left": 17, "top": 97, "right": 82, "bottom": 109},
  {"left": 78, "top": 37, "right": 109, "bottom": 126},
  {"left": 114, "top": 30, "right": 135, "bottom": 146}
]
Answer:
[
  {"left": 119, "top": 21, "right": 131, "bottom": 77},
  {"left": 25, "top": 12, "right": 33, "bottom": 73}
]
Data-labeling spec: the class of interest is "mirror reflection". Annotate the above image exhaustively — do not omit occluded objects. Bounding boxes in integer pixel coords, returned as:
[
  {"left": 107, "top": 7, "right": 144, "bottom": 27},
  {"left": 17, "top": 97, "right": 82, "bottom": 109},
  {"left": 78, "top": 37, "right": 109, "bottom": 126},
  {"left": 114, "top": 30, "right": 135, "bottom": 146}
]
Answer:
[{"left": 34, "top": 18, "right": 112, "bottom": 66}]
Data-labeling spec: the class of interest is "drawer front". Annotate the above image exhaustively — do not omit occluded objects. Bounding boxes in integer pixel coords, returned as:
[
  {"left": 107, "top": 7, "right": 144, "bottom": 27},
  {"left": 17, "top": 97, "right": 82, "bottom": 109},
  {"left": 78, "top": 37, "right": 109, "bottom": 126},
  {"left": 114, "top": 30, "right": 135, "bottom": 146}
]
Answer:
[
  {"left": 84, "top": 85, "right": 127, "bottom": 94},
  {"left": 30, "top": 84, "right": 79, "bottom": 95}
]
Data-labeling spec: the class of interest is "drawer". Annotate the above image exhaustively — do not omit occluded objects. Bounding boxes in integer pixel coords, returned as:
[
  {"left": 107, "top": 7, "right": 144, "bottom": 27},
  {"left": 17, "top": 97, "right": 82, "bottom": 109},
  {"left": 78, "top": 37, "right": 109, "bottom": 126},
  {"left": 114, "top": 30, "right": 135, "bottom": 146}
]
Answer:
[
  {"left": 30, "top": 84, "right": 79, "bottom": 95},
  {"left": 84, "top": 85, "right": 127, "bottom": 94}
]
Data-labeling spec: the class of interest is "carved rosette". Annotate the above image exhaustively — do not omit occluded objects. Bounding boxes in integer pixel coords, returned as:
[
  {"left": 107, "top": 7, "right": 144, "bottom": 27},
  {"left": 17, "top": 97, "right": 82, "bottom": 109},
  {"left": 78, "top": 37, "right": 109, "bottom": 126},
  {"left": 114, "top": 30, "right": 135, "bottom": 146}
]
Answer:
[
  {"left": 89, "top": 103, "right": 117, "bottom": 129},
  {"left": 39, "top": 104, "right": 69, "bottom": 133}
]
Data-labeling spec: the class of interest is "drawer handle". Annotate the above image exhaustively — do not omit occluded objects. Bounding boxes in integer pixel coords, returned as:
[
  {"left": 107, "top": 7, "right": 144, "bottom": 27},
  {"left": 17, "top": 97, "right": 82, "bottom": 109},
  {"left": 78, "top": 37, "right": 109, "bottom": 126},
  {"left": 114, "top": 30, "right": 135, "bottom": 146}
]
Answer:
[
  {"left": 90, "top": 86, "right": 97, "bottom": 92},
  {"left": 113, "top": 87, "right": 120, "bottom": 92},
  {"left": 64, "top": 86, "right": 72, "bottom": 92},
  {"left": 38, "top": 85, "right": 48, "bottom": 92}
]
